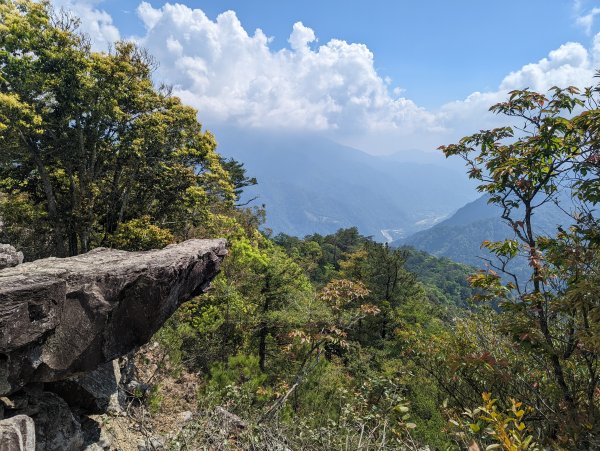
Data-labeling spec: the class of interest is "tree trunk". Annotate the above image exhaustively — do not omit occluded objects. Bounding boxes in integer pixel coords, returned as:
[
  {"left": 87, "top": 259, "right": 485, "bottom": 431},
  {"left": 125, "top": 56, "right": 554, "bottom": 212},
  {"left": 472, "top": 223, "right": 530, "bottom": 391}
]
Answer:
[
  {"left": 28, "top": 143, "right": 66, "bottom": 257},
  {"left": 524, "top": 202, "right": 576, "bottom": 415},
  {"left": 258, "top": 278, "right": 271, "bottom": 372}
]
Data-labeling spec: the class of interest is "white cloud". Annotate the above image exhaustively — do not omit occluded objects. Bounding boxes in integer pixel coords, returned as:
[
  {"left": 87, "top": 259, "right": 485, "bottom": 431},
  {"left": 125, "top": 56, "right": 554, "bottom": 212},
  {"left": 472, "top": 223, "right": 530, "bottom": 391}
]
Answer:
[
  {"left": 288, "top": 22, "right": 316, "bottom": 51},
  {"left": 137, "top": 1, "right": 162, "bottom": 30},
  {"left": 575, "top": 0, "right": 600, "bottom": 35},
  {"left": 577, "top": 8, "right": 600, "bottom": 34},
  {"left": 500, "top": 42, "right": 593, "bottom": 91},
  {"left": 132, "top": 2, "right": 438, "bottom": 138},
  {"left": 48, "top": 1, "right": 600, "bottom": 153},
  {"left": 51, "top": 0, "right": 120, "bottom": 51},
  {"left": 434, "top": 37, "right": 599, "bottom": 146},
  {"left": 330, "top": 28, "right": 600, "bottom": 150}
]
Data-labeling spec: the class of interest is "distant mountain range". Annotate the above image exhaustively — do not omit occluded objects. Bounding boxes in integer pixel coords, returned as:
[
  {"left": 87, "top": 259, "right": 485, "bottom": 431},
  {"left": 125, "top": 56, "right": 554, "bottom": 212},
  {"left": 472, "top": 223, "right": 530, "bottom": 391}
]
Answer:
[
  {"left": 215, "top": 130, "right": 477, "bottom": 240},
  {"left": 215, "top": 128, "right": 580, "bottom": 280},
  {"left": 397, "top": 193, "right": 575, "bottom": 278}
]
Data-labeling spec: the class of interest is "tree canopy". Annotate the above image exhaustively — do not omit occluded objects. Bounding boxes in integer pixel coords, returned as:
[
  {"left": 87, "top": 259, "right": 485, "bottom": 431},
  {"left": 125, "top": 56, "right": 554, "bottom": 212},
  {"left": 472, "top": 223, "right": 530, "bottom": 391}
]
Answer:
[
  {"left": 440, "top": 84, "right": 600, "bottom": 448},
  {"left": 0, "top": 0, "right": 234, "bottom": 257}
]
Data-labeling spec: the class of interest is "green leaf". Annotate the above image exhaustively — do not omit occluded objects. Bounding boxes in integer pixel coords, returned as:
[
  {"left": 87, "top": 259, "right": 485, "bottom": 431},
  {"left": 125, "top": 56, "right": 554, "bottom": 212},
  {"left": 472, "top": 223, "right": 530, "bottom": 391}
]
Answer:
[{"left": 469, "top": 423, "right": 481, "bottom": 433}]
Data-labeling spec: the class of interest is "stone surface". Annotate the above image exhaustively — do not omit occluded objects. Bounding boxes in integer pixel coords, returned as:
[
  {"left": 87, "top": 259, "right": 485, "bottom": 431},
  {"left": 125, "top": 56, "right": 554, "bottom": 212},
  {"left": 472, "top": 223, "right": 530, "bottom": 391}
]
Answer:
[
  {"left": 215, "top": 406, "right": 247, "bottom": 430},
  {"left": 0, "top": 414, "right": 35, "bottom": 451},
  {"left": 81, "top": 415, "right": 114, "bottom": 450},
  {"left": 0, "top": 239, "right": 227, "bottom": 396},
  {"left": 2, "top": 389, "right": 83, "bottom": 450},
  {"left": 137, "top": 436, "right": 165, "bottom": 451},
  {"left": 0, "top": 244, "right": 23, "bottom": 270},
  {"left": 178, "top": 410, "right": 193, "bottom": 424},
  {"left": 26, "top": 392, "right": 83, "bottom": 451},
  {"left": 46, "top": 360, "right": 123, "bottom": 415}
]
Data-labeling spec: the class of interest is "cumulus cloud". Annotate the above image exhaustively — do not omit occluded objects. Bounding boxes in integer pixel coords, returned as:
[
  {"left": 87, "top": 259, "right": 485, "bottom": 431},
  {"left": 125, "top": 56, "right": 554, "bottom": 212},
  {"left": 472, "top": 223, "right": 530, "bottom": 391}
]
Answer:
[
  {"left": 288, "top": 22, "right": 316, "bottom": 51},
  {"left": 435, "top": 37, "right": 600, "bottom": 144},
  {"left": 345, "top": 30, "right": 600, "bottom": 150},
  {"left": 132, "top": 2, "right": 438, "bottom": 138},
  {"left": 51, "top": 0, "right": 120, "bottom": 51},
  {"left": 500, "top": 42, "right": 593, "bottom": 91},
  {"left": 48, "top": 0, "right": 600, "bottom": 153}
]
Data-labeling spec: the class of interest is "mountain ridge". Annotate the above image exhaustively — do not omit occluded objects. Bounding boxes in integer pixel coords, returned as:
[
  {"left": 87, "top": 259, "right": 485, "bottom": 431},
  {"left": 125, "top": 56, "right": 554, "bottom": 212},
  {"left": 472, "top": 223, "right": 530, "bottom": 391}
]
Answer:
[
  {"left": 215, "top": 129, "right": 478, "bottom": 240},
  {"left": 397, "top": 193, "right": 576, "bottom": 277}
]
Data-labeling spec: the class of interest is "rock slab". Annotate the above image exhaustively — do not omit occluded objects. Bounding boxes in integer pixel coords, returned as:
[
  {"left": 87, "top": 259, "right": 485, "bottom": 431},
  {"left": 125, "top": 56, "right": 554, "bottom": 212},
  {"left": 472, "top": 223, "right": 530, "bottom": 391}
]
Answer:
[
  {"left": 0, "top": 239, "right": 227, "bottom": 396},
  {"left": 46, "top": 361, "right": 123, "bottom": 415}
]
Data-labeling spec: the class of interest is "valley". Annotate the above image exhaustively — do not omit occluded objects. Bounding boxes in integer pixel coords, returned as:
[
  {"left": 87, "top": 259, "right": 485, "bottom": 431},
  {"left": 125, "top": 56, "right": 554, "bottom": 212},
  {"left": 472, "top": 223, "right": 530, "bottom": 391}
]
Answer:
[{"left": 216, "top": 129, "right": 478, "bottom": 240}]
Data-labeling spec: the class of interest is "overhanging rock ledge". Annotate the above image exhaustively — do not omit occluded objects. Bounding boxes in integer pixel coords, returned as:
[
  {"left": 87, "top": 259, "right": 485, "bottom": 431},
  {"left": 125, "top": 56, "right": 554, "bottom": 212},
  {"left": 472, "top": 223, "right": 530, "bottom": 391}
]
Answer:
[{"left": 0, "top": 239, "right": 227, "bottom": 396}]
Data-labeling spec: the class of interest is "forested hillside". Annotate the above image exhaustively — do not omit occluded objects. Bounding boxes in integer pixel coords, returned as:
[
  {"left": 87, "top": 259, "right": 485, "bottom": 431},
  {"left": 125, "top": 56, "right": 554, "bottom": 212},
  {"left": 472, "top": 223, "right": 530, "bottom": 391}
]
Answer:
[
  {"left": 399, "top": 193, "right": 574, "bottom": 278},
  {"left": 1, "top": 3, "right": 599, "bottom": 450}
]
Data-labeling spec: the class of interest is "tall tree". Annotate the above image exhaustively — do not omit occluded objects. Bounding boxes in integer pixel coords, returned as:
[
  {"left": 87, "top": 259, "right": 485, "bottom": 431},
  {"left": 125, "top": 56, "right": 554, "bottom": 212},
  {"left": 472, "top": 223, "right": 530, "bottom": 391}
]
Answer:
[
  {"left": 441, "top": 85, "right": 600, "bottom": 447},
  {"left": 0, "top": 0, "right": 234, "bottom": 257},
  {"left": 340, "top": 241, "right": 417, "bottom": 343}
]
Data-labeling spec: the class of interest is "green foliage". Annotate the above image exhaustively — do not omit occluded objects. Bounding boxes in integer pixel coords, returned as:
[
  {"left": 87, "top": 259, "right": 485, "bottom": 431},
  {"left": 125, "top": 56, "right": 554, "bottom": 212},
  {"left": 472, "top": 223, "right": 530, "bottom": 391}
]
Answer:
[
  {"left": 0, "top": 0, "right": 235, "bottom": 256},
  {"left": 450, "top": 392, "right": 540, "bottom": 451},
  {"left": 108, "top": 216, "right": 174, "bottom": 251},
  {"left": 274, "top": 227, "right": 368, "bottom": 284},
  {"left": 8, "top": 3, "right": 600, "bottom": 448},
  {"left": 0, "top": 191, "right": 52, "bottom": 259},
  {"left": 153, "top": 319, "right": 196, "bottom": 377},
  {"left": 146, "top": 384, "right": 164, "bottom": 415},
  {"left": 205, "top": 354, "right": 270, "bottom": 409},
  {"left": 440, "top": 83, "right": 600, "bottom": 448},
  {"left": 218, "top": 156, "right": 257, "bottom": 204},
  {"left": 402, "top": 246, "right": 476, "bottom": 307}
]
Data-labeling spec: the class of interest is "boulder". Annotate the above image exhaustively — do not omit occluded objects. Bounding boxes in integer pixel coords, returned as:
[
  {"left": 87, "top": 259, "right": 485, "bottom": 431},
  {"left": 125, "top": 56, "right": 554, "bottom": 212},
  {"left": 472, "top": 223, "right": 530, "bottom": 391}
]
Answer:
[
  {"left": 2, "top": 388, "right": 83, "bottom": 450},
  {"left": 26, "top": 392, "right": 83, "bottom": 451},
  {"left": 45, "top": 361, "right": 123, "bottom": 415},
  {"left": 0, "top": 239, "right": 227, "bottom": 396},
  {"left": 0, "top": 414, "right": 35, "bottom": 451},
  {"left": 81, "top": 416, "right": 114, "bottom": 451},
  {"left": 0, "top": 244, "right": 23, "bottom": 270}
]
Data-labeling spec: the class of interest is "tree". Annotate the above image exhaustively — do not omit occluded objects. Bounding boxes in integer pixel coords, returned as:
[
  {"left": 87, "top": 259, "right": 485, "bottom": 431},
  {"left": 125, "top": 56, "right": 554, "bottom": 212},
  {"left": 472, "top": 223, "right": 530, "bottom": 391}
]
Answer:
[
  {"left": 219, "top": 156, "right": 258, "bottom": 206},
  {"left": 0, "top": 0, "right": 234, "bottom": 257},
  {"left": 441, "top": 84, "right": 600, "bottom": 447},
  {"left": 341, "top": 241, "right": 417, "bottom": 342}
]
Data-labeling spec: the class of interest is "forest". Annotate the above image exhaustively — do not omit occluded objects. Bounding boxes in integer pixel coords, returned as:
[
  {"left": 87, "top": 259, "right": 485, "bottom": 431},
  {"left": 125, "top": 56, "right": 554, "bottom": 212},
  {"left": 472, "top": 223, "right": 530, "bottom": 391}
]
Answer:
[{"left": 0, "top": 1, "right": 599, "bottom": 449}]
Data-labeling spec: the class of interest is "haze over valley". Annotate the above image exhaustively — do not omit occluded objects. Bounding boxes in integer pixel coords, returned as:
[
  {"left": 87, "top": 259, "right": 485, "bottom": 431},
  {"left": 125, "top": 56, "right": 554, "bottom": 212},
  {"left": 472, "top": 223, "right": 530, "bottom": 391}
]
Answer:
[{"left": 216, "top": 130, "right": 478, "bottom": 241}]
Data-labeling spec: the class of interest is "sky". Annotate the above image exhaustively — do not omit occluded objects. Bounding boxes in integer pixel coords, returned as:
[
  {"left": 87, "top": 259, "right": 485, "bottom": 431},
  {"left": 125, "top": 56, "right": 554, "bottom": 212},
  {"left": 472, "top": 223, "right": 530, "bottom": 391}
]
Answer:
[{"left": 50, "top": 0, "right": 600, "bottom": 155}]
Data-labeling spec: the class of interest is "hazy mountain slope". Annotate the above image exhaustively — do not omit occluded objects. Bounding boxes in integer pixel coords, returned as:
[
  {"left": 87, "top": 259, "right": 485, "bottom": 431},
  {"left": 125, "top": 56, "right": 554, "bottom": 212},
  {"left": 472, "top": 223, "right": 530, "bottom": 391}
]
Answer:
[
  {"left": 215, "top": 130, "right": 477, "bottom": 239},
  {"left": 399, "top": 194, "right": 575, "bottom": 274}
]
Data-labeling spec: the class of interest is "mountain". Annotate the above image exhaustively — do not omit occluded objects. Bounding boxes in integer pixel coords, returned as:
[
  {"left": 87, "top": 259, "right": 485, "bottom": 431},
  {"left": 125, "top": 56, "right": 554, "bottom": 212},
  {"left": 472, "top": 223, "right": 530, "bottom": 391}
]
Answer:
[
  {"left": 215, "top": 129, "right": 478, "bottom": 240},
  {"left": 398, "top": 193, "right": 575, "bottom": 277}
]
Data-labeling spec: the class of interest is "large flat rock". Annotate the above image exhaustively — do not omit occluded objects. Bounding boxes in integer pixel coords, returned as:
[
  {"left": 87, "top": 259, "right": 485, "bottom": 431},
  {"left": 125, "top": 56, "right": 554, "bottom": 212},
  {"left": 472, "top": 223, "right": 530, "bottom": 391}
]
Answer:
[{"left": 0, "top": 239, "right": 227, "bottom": 395}]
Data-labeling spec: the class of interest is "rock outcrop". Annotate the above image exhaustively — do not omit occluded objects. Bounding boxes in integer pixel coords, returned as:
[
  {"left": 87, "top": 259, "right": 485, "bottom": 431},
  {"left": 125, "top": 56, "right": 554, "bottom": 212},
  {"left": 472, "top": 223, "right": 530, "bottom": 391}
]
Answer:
[
  {"left": 0, "top": 239, "right": 227, "bottom": 396},
  {"left": 20, "top": 391, "right": 84, "bottom": 451},
  {"left": 0, "top": 244, "right": 24, "bottom": 270},
  {"left": 0, "top": 239, "right": 227, "bottom": 450},
  {"left": 46, "top": 361, "right": 123, "bottom": 415}
]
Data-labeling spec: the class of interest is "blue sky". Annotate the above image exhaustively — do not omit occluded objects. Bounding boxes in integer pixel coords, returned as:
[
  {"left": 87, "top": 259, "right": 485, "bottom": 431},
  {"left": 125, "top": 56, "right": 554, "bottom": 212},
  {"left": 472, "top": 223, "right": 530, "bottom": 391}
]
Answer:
[{"left": 52, "top": 0, "right": 600, "bottom": 153}]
